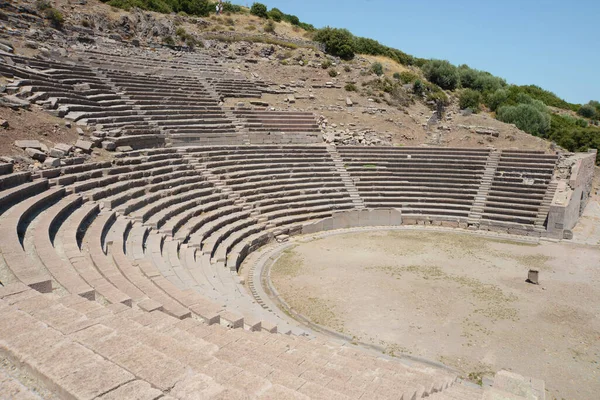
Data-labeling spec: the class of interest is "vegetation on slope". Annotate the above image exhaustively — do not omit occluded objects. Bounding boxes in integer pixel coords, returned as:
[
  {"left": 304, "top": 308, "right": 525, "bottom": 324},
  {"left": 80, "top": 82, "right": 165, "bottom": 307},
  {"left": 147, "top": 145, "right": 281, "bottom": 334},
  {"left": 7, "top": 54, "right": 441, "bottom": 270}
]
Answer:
[{"left": 101, "top": 0, "right": 599, "bottom": 161}]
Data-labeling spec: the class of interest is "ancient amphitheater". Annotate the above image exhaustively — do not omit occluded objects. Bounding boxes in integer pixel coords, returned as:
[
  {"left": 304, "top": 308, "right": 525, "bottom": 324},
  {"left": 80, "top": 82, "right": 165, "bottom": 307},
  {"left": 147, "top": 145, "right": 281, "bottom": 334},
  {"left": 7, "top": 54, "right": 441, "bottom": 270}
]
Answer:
[{"left": 0, "top": 30, "right": 597, "bottom": 400}]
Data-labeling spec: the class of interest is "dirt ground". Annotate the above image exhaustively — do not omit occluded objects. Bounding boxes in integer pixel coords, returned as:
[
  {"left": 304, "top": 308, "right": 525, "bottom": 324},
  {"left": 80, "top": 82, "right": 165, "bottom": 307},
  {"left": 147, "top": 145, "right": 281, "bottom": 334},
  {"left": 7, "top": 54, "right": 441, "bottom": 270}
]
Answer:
[{"left": 271, "top": 228, "right": 600, "bottom": 400}]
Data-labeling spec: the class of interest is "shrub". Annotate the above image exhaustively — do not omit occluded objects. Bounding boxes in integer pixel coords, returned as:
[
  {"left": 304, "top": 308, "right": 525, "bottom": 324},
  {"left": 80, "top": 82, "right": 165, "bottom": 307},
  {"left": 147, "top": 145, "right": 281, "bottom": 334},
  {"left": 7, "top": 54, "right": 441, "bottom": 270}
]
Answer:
[
  {"left": 162, "top": 36, "right": 176, "bottom": 46},
  {"left": 45, "top": 8, "right": 64, "bottom": 29},
  {"left": 413, "top": 80, "right": 424, "bottom": 96},
  {"left": 222, "top": 1, "right": 241, "bottom": 13},
  {"left": 422, "top": 60, "right": 459, "bottom": 90},
  {"left": 371, "top": 62, "right": 383, "bottom": 76},
  {"left": 35, "top": 0, "right": 51, "bottom": 11},
  {"left": 577, "top": 104, "right": 597, "bottom": 119},
  {"left": 175, "top": 27, "right": 187, "bottom": 38},
  {"left": 245, "top": 25, "right": 256, "bottom": 31},
  {"left": 224, "top": 17, "right": 235, "bottom": 26},
  {"left": 486, "top": 88, "right": 509, "bottom": 112},
  {"left": 250, "top": 2, "right": 268, "bottom": 18},
  {"left": 496, "top": 103, "right": 551, "bottom": 136},
  {"left": 399, "top": 71, "right": 419, "bottom": 84},
  {"left": 459, "top": 89, "right": 481, "bottom": 112},
  {"left": 344, "top": 65, "right": 351, "bottom": 72},
  {"left": 345, "top": 83, "right": 357, "bottom": 92},
  {"left": 393, "top": 72, "right": 401, "bottom": 80},
  {"left": 313, "top": 27, "right": 355, "bottom": 60},
  {"left": 328, "top": 68, "right": 338, "bottom": 77},
  {"left": 320, "top": 59, "right": 332, "bottom": 69},
  {"left": 268, "top": 8, "right": 284, "bottom": 22},
  {"left": 283, "top": 14, "right": 300, "bottom": 25},
  {"left": 264, "top": 20, "right": 275, "bottom": 33}
]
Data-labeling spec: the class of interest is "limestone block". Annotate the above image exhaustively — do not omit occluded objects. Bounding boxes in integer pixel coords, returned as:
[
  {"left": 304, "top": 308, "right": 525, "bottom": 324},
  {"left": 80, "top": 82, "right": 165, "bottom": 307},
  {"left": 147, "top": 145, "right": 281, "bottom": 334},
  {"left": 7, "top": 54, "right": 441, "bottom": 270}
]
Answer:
[
  {"left": 332, "top": 210, "right": 359, "bottom": 229},
  {"left": 25, "top": 147, "right": 46, "bottom": 161},
  {"left": 303, "top": 220, "right": 324, "bottom": 234},
  {"left": 75, "top": 139, "right": 94, "bottom": 152},
  {"left": 322, "top": 217, "right": 333, "bottom": 231},
  {"left": 15, "top": 140, "right": 42, "bottom": 149},
  {"left": 43, "top": 157, "right": 60, "bottom": 168},
  {"left": 390, "top": 208, "right": 403, "bottom": 225}
]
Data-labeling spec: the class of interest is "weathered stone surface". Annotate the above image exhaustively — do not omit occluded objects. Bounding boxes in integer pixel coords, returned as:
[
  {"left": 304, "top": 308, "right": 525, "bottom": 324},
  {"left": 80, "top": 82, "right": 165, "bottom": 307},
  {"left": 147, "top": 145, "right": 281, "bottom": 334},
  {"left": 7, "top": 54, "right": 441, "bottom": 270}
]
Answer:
[
  {"left": 116, "top": 146, "right": 133, "bottom": 152},
  {"left": 25, "top": 148, "right": 46, "bottom": 161},
  {"left": 49, "top": 148, "right": 67, "bottom": 158},
  {"left": 346, "top": 97, "right": 353, "bottom": 107},
  {"left": 43, "top": 157, "right": 61, "bottom": 168},
  {"left": 101, "top": 141, "right": 117, "bottom": 151},
  {"left": 75, "top": 139, "right": 94, "bottom": 152},
  {"left": 15, "top": 140, "right": 42, "bottom": 149},
  {"left": 55, "top": 143, "right": 73, "bottom": 153}
]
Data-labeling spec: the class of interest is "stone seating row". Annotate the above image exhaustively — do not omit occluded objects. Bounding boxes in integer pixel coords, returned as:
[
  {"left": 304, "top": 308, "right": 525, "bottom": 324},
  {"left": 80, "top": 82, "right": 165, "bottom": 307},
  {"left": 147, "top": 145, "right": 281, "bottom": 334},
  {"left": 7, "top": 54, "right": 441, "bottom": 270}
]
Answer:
[
  {"left": 0, "top": 283, "right": 461, "bottom": 399},
  {"left": 481, "top": 151, "right": 558, "bottom": 227}
]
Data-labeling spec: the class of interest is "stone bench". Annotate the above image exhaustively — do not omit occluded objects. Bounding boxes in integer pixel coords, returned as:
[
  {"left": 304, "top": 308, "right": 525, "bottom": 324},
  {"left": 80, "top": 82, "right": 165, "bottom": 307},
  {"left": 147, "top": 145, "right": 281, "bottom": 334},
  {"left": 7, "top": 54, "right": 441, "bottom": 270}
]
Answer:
[
  {"left": 33, "top": 194, "right": 96, "bottom": 300},
  {"left": 0, "top": 180, "right": 47, "bottom": 214},
  {"left": 0, "top": 187, "right": 65, "bottom": 292},
  {"left": 61, "top": 203, "right": 133, "bottom": 306}
]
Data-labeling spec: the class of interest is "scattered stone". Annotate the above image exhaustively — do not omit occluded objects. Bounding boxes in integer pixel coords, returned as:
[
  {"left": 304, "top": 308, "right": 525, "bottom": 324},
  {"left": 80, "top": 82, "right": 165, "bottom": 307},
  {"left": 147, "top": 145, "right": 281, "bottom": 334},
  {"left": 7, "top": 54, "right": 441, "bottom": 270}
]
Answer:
[
  {"left": 43, "top": 157, "right": 61, "bottom": 168},
  {"left": 0, "top": 95, "right": 30, "bottom": 110},
  {"left": 116, "top": 146, "right": 133, "bottom": 152},
  {"left": 15, "top": 140, "right": 42, "bottom": 150},
  {"left": 101, "top": 141, "right": 117, "bottom": 151},
  {"left": 65, "top": 121, "right": 72, "bottom": 128},
  {"left": 49, "top": 148, "right": 67, "bottom": 158},
  {"left": 0, "top": 119, "right": 8, "bottom": 128},
  {"left": 346, "top": 97, "right": 353, "bottom": 107},
  {"left": 25, "top": 148, "right": 46, "bottom": 161},
  {"left": 76, "top": 127, "right": 85, "bottom": 135},
  {"left": 74, "top": 139, "right": 94, "bottom": 152},
  {"left": 287, "top": 95, "right": 296, "bottom": 104},
  {"left": 55, "top": 143, "right": 72, "bottom": 153}
]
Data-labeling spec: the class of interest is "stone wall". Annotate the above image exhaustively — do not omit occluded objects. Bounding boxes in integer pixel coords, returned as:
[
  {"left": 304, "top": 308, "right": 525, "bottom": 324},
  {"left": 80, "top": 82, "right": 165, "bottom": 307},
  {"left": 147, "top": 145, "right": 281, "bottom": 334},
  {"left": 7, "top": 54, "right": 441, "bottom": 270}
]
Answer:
[{"left": 547, "top": 149, "right": 597, "bottom": 239}]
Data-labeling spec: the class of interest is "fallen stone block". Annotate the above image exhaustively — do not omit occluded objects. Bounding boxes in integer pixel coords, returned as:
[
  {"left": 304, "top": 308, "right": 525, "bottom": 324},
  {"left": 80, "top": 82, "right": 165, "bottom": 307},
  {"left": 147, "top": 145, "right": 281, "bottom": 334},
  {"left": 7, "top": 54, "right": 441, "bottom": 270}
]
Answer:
[
  {"left": 25, "top": 148, "right": 46, "bottom": 161},
  {"left": 75, "top": 139, "right": 94, "bottom": 152},
  {"left": 346, "top": 97, "right": 353, "bottom": 107},
  {"left": 0, "top": 119, "right": 8, "bottom": 128},
  {"left": 15, "top": 140, "right": 42, "bottom": 149},
  {"left": 55, "top": 143, "right": 72, "bottom": 153},
  {"left": 102, "top": 141, "right": 116, "bottom": 151},
  {"left": 49, "top": 148, "right": 66, "bottom": 158},
  {"left": 116, "top": 146, "right": 133, "bottom": 152},
  {"left": 43, "top": 157, "right": 61, "bottom": 168}
]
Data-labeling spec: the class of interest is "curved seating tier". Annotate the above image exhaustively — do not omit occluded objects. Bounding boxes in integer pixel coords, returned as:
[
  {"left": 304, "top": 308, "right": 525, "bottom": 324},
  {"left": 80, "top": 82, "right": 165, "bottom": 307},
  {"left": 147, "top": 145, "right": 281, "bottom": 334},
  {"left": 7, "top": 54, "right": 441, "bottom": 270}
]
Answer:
[
  {"left": 0, "top": 145, "right": 558, "bottom": 398},
  {"left": 1, "top": 51, "right": 320, "bottom": 147}
]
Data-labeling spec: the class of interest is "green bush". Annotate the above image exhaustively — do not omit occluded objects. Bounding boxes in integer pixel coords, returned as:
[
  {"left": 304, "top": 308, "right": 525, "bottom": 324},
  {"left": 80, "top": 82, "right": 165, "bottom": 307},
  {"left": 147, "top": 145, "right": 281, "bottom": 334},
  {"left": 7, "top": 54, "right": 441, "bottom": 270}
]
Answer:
[
  {"left": 486, "top": 88, "right": 509, "bottom": 112},
  {"left": 35, "top": 0, "right": 51, "bottom": 11},
  {"left": 393, "top": 72, "right": 401, "bottom": 80},
  {"left": 459, "top": 89, "right": 481, "bottom": 112},
  {"left": 222, "top": 1, "right": 241, "bottom": 13},
  {"left": 398, "top": 71, "right": 419, "bottom": 84},
  {"left": 313, "top": 27, "right": 355, "bottom": 60},
  {"left": 328, "top": 68, "right": 338, "bottom": 77},
  {"left": 496, "top": 103, "right": 551, "bottom": 136},
  {"left": 283, "top": 14, "right": 300, "bottom": 25},
  {"left": 371, "top": 62, "right": 383, "bottom": 76},
  {"left": 547, "top": 114, "right": 600, "bottom": 162},
  {"left": 320, "top": 59, "right": 332, "bottom": 69},
  {"left": 264, "top": 20, "right": 275, "bottom": 33},
  {"left": 422, "top": 60, "right": 459, "bottom": 90},
  {"left": 413, "top": 80, "right": 424, "bottom": 96},
  {"left": 345, "top": 83, "right": 357, "bottom": 92},
  {"left": 250, "top": 2, "right": 268, "bottom": 18},
  {"left": 577, "top": 104, "right": 597, "bottom": 119},
  {"left": 162, "top": 35, "right": 176, "bottom": 46},
  {"left": 514, "top": 85, "right": 577, "bottom": 111},
  {"left": 45, "top": 8, "right": 64, "bottom": 29},
  {"left": 344, "top": 65, "right": 351, "bottom": 72},
  {"left": 268, "top": 7, "right": 283, "bottom": 21}
]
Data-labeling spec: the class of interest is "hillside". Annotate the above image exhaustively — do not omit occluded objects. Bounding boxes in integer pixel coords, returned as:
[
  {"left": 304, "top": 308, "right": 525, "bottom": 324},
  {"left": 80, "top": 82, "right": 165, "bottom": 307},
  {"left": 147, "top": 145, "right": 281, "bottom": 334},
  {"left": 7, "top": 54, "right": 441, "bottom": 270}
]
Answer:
[{"left": 0, "top": 0, "right": 583, "bottom": 169}]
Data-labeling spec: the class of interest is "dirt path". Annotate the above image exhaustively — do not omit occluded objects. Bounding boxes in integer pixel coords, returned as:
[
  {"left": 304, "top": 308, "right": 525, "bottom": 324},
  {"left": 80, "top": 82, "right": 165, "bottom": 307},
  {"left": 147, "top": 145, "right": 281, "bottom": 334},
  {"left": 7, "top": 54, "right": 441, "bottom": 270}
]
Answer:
[{"left": 271, "top": 230, "right": 600, "bottom": 400}]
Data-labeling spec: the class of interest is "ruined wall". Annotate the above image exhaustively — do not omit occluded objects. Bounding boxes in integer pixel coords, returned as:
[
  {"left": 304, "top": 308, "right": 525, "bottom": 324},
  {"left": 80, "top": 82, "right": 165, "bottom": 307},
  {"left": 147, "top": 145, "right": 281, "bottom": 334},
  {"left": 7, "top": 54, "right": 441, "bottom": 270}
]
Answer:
[{"left": 547, "top": 150, "right": 597, "bottom": 238}]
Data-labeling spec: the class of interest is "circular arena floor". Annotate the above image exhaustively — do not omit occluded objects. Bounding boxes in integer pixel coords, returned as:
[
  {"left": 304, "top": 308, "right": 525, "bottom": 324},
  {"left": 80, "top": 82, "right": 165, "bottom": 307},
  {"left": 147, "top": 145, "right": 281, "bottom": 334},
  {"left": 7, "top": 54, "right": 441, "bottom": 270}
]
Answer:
[{"left": 269, "top": 230, "right": 600, "bottom": 400}]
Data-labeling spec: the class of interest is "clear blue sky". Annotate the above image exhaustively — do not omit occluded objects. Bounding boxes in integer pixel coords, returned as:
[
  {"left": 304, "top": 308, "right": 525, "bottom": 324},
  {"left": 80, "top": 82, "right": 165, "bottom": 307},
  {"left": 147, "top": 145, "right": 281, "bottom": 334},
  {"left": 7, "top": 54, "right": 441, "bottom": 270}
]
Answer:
[{"left": 242, "top": 0, "right": 598, "bottom": 105}]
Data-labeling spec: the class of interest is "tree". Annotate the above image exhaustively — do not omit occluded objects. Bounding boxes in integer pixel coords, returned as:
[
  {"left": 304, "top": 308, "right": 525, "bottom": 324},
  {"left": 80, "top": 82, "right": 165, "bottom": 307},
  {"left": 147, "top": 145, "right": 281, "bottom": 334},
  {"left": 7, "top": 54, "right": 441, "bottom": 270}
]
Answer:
[
  {"left": 577, "top": 104, "right": 597, "bottom": 119},
  {"left": 496, "top": 103, "right": 551, "bottom": 136},
  {"left": 459, "top": 89, "right": 481, "bottom": 112},
  {"left": 250, "top": 2, "right": 268, "bottom": 18},
  {"left": 268, "top": 7, "right": 283, "bottom": 21},
  {"left": 422, "top": 60, "right": 459, "bottom": 90},
  {"left": 313, "top": 27, "right": 355, "bottom": 60}
]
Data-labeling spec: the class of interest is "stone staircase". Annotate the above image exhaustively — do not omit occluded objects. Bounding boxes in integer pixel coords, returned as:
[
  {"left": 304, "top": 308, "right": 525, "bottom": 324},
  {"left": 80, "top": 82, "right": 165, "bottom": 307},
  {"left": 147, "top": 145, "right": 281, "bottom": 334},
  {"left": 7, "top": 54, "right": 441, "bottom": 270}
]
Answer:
[
  {"left": 327, "top": 145, "right": 365, "bottom": 209},
  {"left": 468, "top": 149, "right": 501, "bottom": 227}
]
